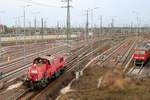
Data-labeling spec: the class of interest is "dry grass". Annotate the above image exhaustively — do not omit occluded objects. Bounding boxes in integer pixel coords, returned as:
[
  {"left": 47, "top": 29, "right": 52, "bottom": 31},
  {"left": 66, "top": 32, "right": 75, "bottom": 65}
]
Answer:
[
  {"left": 101, "top": 66, "right": 129, "bottom": 91},
  {"left": 59, "top": 65, "right": 150, "bottom": 100},
  {"left": 71, "top": 65, "right": 107, "bottom": 90}
]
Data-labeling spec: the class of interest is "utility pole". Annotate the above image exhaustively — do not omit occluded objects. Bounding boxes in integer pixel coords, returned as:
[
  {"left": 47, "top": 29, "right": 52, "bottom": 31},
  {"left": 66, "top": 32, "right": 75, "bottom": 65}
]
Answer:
[
  {"left": 28, "top": 20, "right": 31, "bottom": 36},
  {"left": 23, "top": 5, "right": 31, "bottom": 65},
  {"left": 62, "top": 0, "right": 72, "bottom": 54},
  {"left": 13, "top": 17, "right": 18, "bottom": 45},
  {"left": 91, "top": 9, "right": 94, "bottom": 33},
  {"left": 32, "top": 11, "right": 40, "bottom": 43},
  {"left": 44, "top": 20, "right": 47, "bottom": 35},
  {"left": 85, "top": 10, "right": 89, "bottom": 41},
  {"left": 132, "top": 11, "right": 140, "bottom": 38},
  {"left": 41, "top": 18, "right": 44, "bottom": 41},
  {"left": 34, "top": 17, "right": 37, "bottom": 44},
  {"left": 17, "top": 16, "right": 22, "bottom": 45},
  {"left": 23, "top": 6, "right": 26, "bottom": 65},
  {"left": 57, "top": 21, "right": 60, "bottom": 34},
  {"left": 90, "top": 7, "right": 100, "bottom": 39},
  {"left": 109, "top": 18, "right": 113, "bottom": 35},
  {"left": 66, "top": 0, "right": 71, "bottom": 40},
  {"left": 111, "top": 18, "right": 114, "bottom": 28},
  {"left": 100, "top": 16, "right": 102, "bottom": 39},
  {"left": 131, "top": 22, "right": 133, "bottom": 34}
]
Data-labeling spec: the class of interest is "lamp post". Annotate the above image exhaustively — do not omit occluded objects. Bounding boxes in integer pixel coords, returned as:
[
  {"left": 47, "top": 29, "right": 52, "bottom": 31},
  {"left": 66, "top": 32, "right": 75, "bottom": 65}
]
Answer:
[
  {"left": 23, "top": 5, "right": 32, "bottom": 65},
  {"left": 132, "top": 11, "right": 140, "bottom": 37}
]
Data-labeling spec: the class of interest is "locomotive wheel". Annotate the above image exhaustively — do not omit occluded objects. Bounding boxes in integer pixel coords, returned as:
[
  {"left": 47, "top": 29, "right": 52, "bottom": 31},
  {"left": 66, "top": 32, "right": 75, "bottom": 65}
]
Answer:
[
  {"left": 30, "top": 82, "right": 35, "bottom": 90},
  {"left": 54, "top": 70, "right": 61, "bottom": 78},
  {"left": 41, "top": 78, "right": 48, "bottom": 88},
  {"left": 60, "top": 68, "right": 65, "bottom": 75},
  {"left": 31, "top": 85, "right": 35, "bottom": 90}
]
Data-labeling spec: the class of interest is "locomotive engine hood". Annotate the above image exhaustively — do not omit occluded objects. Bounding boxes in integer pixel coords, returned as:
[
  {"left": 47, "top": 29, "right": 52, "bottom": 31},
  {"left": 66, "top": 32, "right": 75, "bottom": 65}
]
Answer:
[{"left": 27, "top": 65, "right": 39, "bottom": 81}]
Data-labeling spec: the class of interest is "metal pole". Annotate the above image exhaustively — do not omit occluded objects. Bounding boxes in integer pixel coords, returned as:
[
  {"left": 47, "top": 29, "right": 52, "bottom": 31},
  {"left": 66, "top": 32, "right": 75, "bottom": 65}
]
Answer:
[
  {"left": 85, "top": 10, "right": 89, "bottom": 41},
  {"left": 14, "top": 17, "right": 18, "bottom": 45},
  {"left": 23, "top": 6, "right": 26, "bottom": 65},
  {"left": 91, "top": 9, "right": 93, "bottom": 34},
  {"left": 100, "top": 16, "right": 102, "bottom": 39},
  {"left": 41, "top": 18, "right": 44, "bottom": 41},
  {"left": 29, "top": 20, "right": 31, "bottom": 36},
  {"left": 111, "top": 18, "right": 114, "bottom": 34},
  {"left": 61, "top": 0, "right": 72, "bottom": 54},
  {"left": 137, "top": 16, "right": 139, "bottom": 36},
  {"left": 23, "top": 5, "right": 31, "bottom": 65},
  {"left": 44, "top": 20, "right": 47, "bottom": 35},
  {"left": 66, "top": 0, "right": 71, "bottom": 54},
  {"left": 34, "top": 16, "right": 37, "bottom": 44},
  {"left": 18, "top": 17, "right": 21, "bottom": 44}
]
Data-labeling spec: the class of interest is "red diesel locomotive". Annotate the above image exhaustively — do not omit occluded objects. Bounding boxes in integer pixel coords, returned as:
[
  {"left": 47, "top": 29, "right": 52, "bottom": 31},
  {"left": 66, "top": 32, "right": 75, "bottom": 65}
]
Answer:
[
  {"left": 25, "top": 55, "right": 66, "bottom": 89},
  {"left": 133, "top": 43, "right": 150, "bottom": 66}
]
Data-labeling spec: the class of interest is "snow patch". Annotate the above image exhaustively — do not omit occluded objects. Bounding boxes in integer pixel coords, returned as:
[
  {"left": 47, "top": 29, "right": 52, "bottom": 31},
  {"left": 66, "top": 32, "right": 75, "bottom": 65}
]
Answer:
[
  {"left": 60, "top": 86, "right": 74, "bottom": 95},
  {"left": 6, "top": 82, "right": 23, "bottom": 91}
]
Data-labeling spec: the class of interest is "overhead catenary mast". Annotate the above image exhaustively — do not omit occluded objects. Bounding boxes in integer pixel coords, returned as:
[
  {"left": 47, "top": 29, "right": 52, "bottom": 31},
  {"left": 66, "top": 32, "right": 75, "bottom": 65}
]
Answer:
[
  {"left": 41, "top": 18, "right": 44, "bottom": 40},
  {"left": 100, "top": 16, "right": 103, "bottom": 38},
  {"left": 62, "top": 0, "right": 72, "bottom": 54},
  {"left": 85, "top": 10, "right": 89, "bottom": 41}
]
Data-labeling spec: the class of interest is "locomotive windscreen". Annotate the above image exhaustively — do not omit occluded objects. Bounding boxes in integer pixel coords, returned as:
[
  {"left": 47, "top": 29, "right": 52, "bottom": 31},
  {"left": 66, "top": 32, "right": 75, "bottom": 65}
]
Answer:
[
  {"left": 135, "top": 50, "right": 145, "bottom": 54},
  {"left": 33, "top": 57, "right": 46, "bottom": 66}
]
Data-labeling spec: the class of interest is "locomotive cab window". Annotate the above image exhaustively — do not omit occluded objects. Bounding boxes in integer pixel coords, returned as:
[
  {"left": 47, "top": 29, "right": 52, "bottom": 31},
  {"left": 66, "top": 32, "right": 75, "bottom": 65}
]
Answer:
[
  {"left": 45, "top": 59, "right": 50, "bottom": 65},
  {"left": 135, "top": 51, "right": 145, "bottom": 54},
  {"left": 33, "top": 58, "right": 46, "bottom": 66}
]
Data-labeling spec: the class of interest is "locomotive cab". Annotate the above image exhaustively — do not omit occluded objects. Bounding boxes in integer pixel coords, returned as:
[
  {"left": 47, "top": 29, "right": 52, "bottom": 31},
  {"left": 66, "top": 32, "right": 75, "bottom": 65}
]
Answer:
[
  {"left": 27, "top": 57, "right": 48, "bottom": 81},
  {"left": 24, "top": 55, "right": 66, "bottom": 89},
  {"left": 133, "top": 42, "right": 150, "bottom": 66},
  {"left": 133, "top": 50, "right": 146, "bottom": 65}
]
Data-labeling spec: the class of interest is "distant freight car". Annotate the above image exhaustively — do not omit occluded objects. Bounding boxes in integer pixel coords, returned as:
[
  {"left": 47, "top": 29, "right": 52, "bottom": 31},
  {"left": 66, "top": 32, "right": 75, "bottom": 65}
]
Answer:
[
  {"left": 24, "top": 55, "right": 66, "bottom": 89},
  {"left": 133, "top": 43, "right": 150, "bottom": 66}
]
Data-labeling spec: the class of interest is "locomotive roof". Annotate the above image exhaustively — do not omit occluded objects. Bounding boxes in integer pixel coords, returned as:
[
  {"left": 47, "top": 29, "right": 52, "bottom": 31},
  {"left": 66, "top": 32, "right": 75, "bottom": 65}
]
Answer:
[{"left": 41, "top": 55, "right": 55, "bottom": 60}]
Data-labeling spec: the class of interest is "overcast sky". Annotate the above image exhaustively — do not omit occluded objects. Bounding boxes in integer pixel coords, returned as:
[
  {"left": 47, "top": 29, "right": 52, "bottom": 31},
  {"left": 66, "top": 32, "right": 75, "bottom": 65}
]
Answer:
[{"left": 0, "top": 0, "right": 149, "bottom": 27}]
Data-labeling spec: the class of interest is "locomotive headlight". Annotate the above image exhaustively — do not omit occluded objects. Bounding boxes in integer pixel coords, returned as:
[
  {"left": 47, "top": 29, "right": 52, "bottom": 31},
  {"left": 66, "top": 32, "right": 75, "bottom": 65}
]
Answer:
[
  {"left": 31, "top": 70, "right": 38, "bottom": 74},
  {"left": 141, "top": 57, "right": 145, "bottom": 59}
]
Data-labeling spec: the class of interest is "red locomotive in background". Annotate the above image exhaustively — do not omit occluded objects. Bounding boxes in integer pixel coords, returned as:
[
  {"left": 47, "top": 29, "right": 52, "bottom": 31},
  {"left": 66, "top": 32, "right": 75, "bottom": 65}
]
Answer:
[
  {"left": 24, "top": 55, "right": 66, "bottom": 89},
  {"left": 133, "top": 42, "right": 150, "bottom": 66}
]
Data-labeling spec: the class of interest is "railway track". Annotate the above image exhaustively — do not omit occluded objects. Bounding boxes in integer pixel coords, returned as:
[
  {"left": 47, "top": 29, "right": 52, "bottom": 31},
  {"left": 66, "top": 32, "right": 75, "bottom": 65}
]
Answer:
[
  {"left": 0, "top": 50, "right": 68, "bottom": 100},
  {"left": 0, "top": 39, "right": 89, "bottom": 83},
  {"left": 0, "top": 38, "right": 112, "bottom": 100},
  {"left": 55, "top": 37, "right": 138, "bottom": 99},
  {"left": 126, "top": 61, "right": 150, "bottom": 80},
  {"left": 81, "top": 37, "right": 137, "bottom": 74},
  {"left": 0, "top": 37, "right": 116, "bottom": 100},
  {"left": 0, "top": 41, "right": 57, "bottom": 63},
  {"left": 0, "top": 46, "right": 67, "bottom": 82},
  {"left": 16, "top": 39, "right": 111, "bottom": 100},
  {"left": 123, "top": 38, "right": 150, "bottom": 77},
  {"left": 0, "top": 39, "right": 84, "bottom": 64}
]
